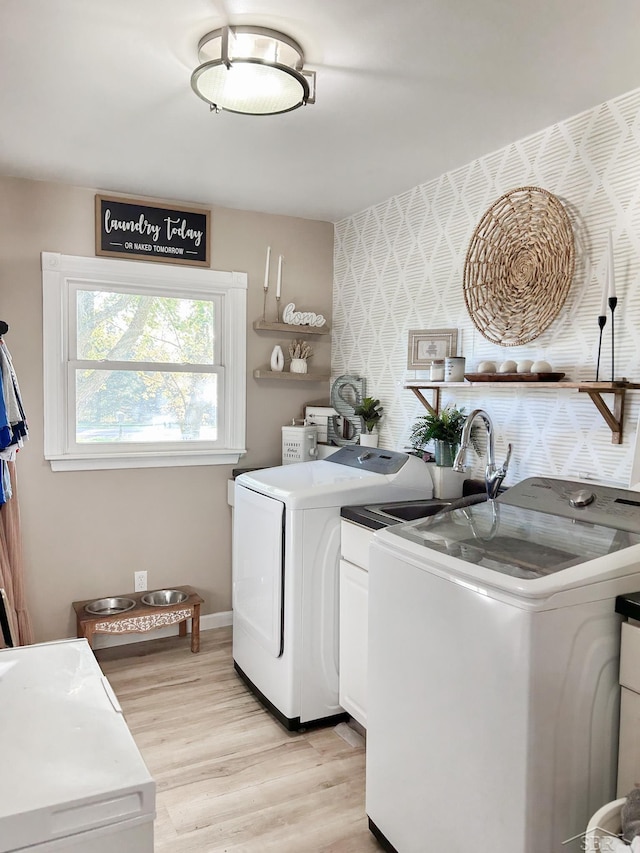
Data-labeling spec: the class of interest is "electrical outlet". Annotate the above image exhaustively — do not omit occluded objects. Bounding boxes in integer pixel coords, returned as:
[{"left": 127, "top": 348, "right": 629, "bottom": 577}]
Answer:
[{"left": 134, "top": 571, "right": 147, "bottom": 592}]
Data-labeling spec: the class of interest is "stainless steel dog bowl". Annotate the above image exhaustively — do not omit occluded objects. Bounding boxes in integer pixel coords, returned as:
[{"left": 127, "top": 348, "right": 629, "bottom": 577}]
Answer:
[
  {"left": 140, "top": 589, "right": 188, "bottom": 607},
  {"left": 85, "top": 597, "right": 136, "bottom": 616}
]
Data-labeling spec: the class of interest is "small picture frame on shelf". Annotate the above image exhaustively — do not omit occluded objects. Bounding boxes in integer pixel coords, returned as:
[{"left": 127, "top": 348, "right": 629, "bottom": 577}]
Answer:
[{"left": 407, "top": 328, "right": 458, "bottom": 369}]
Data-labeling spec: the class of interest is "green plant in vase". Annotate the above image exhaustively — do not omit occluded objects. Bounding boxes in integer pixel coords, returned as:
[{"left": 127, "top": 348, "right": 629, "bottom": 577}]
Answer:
[
  {"left": 354, "top": 397, "right": 383, "bottom": 446},
  {"left": 409, "top": 404, "right": 468, "bottom": 467}
]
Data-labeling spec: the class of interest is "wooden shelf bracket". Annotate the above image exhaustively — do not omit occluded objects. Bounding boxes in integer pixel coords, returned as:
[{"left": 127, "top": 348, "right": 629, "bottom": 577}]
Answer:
[
  {"left": 408, "top": 385, "right": 440, "bottom": 418},
  {"left": 579, "top": 386, "right": 626, "bottom": 444}
]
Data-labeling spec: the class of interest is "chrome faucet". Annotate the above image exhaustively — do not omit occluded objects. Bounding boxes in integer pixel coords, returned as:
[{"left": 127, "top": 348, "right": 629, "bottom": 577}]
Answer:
[{"left": 452, "top": 409, "right": 512, "bottom": 500}]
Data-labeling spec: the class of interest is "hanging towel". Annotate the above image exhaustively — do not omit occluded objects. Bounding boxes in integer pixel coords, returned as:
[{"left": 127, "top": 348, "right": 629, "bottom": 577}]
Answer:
[
  {"left": 0, "top": 339, "right": 27, "bottom": 505},
  {"left": 0, "top": 373, "right": 11, "bottom": 451},
  {"left": 0, "top": 340, "right": 27, "bottom": 449}
]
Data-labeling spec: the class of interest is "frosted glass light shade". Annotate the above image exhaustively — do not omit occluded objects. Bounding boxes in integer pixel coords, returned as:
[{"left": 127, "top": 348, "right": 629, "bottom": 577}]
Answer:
[{"left": 191, "top": 26, "right": 313, "bottom": 116}]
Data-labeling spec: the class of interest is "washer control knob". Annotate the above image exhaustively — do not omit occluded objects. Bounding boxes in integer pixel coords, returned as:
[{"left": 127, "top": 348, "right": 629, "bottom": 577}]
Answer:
[{"left": 569, "top": 489, "right": 595, "bottom": 508}]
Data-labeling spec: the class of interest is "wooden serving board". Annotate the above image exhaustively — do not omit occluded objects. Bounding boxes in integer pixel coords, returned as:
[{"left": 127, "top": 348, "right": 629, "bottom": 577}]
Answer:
[{"left": 464, "top": 372, "right": 566, "bottom": 382}]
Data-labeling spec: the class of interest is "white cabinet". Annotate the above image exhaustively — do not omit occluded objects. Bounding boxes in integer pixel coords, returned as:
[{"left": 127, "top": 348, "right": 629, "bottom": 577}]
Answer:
[
  {"left": 617, "top": 620, "right": 640, "bottom": 795},
  {"left": 339, "top": 558, "right": 369, "bottom": 727},
  {"left": 618, "top": 688, "right": 640, "bottom": 795},
  {"left": 339, "top": 520, "right": 375, "bottom": 728}
]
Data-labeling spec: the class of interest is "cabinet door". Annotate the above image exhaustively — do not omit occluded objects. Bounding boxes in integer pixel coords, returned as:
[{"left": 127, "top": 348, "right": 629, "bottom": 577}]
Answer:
[
  {"left": 339, "top": 558, "right": 369, "bottom": 727},
  {"left": 618, "top": 686, "right": 640, "bottom": 796}
]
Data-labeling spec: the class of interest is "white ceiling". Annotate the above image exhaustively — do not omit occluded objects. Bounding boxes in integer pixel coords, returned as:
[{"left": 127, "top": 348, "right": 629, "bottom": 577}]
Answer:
[{"left": 1, "top": 0, "right": 640, "bottom": 222}]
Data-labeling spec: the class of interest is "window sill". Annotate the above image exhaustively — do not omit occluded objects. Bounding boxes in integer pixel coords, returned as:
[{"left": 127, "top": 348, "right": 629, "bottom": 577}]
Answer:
[{"left": 46, "top": 449, "right": 246, "bottom": 472}]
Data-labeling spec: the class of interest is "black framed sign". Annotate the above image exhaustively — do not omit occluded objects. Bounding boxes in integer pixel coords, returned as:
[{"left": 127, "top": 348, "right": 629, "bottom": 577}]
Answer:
[{"left": 95, "top": 195, "right": 210, "bottom": 267}]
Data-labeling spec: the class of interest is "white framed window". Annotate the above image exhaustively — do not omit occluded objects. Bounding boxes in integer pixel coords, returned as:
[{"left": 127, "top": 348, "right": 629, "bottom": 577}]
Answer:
[{"left": 42, "top": 252, "right": 247, "bottom": 471}]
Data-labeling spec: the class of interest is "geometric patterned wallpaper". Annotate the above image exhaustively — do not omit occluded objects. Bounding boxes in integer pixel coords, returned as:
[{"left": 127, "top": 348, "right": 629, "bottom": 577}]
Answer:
[{"left": 333, "top": 87, "right": 640, "bottom": 488}]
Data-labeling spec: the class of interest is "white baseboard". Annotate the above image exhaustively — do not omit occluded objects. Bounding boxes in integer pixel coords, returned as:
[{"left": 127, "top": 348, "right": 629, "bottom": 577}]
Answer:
[{"left": 90, "top": 610, "right": 233, "bottom": 650}]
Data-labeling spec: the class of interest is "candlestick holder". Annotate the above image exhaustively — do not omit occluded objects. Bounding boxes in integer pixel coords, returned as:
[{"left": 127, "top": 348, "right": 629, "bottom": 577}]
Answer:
[
  {"left": 262, "top": 289, "right": 268, "bottom": 321},
  {"left": 276, "top": 295, "right": 281, "bottom": 323},
  {"left": 595, "top": 314, "right": 607, "bottom": 381},
  {"left": 609, "top": 295, "right": 618, "bottom": 382}
]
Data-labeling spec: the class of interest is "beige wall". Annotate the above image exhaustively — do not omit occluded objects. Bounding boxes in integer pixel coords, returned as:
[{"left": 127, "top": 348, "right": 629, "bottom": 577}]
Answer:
[{"left": 0, "top": 175, "right": 333, "bottom": 642}]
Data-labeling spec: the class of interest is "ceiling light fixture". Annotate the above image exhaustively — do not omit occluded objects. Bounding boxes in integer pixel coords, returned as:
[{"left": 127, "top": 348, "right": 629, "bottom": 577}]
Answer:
[{"left": 191, "top": 26, "right": 316, "bottom": 116}]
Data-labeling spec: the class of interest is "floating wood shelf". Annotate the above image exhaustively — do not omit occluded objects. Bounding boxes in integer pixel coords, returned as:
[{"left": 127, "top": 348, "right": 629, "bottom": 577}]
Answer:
[
  {"left": 253, "top": 320, "right": 330, "bottom": 336},
  {"left": 254, "top": 369, "right": 331, "bottom": 382},
  {"left": 404, "top": 380, "right": 640, "bottom": 445}
]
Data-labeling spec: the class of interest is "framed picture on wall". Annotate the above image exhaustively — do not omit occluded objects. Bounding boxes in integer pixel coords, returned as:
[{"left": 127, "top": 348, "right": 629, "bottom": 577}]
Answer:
[
  {"left": 95, "top": 194, "right": 211, "bottom": 267},
  {"left": 407, "top": 328, "right": 458, "bottom": 368}
]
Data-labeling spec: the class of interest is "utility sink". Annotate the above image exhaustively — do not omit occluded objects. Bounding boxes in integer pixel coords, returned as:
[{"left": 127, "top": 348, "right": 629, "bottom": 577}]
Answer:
[
  {"left": 364, "top": 492, "right": 488, "bottom": 524},
  {"left": 371, "top": 500, "right": 453, "bottom": 522},
  {"left": 341, "top": 483, "right": 494, "bottom": 530}
]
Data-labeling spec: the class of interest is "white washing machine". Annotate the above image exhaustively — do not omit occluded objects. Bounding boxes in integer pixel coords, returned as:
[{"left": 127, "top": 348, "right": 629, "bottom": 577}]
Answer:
[
  {"left": 0, "top": 639, "right": 155, "bottom": 852},
  {"left": 366, "top": 477, "right": 640, "bottom": 853},
  {"left": 232, "top": 445, "right": 433, "bottom": 730}
]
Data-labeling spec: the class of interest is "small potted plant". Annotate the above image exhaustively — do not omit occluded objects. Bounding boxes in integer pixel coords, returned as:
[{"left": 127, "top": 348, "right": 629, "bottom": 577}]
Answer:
[
  {"left": 409, "top": 404, "right": 467, "bottom": 467},
  {"left": 354, "top": 396, "right": 383, "bottom": 447},
  {"left": 288, "top": 340, "right": 313, "bottom": 373}
]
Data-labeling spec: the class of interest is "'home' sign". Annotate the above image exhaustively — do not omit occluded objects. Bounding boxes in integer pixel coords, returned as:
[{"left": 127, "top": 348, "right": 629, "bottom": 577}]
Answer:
[{"left": 95, "top": 195, "right": 210, "bottom": 267}]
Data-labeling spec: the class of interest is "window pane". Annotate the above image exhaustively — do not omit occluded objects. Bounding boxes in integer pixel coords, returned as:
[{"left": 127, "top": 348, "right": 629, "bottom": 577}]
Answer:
[
  {"left": 76, "top": 369, "right": 218, "bottom": 443},
  {"left": 76, "top": 290, "right": 215, "bottom": 364}
]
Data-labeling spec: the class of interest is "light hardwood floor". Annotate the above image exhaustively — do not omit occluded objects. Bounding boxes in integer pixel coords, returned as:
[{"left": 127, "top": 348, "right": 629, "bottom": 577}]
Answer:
[{"left": 97, "top": 627, "right": 383, "bottom": 852}]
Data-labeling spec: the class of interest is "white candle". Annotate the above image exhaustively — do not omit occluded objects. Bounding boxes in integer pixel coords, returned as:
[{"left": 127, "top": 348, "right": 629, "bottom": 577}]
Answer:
[
  {"left": 608, "top": 229, "right": 616, "bottom": 299},
  {"left": 600, "top": 268, "right": 608, "bottom": 316},
  {"left": 276, "top": 255, "right": 283, "bottom": 299},
  {"left": 263, "top": 246, "right": 271, "bottom": 291}
]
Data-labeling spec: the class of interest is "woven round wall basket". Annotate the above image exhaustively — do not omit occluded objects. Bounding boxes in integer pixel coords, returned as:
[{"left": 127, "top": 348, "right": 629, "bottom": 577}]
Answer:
[{"left": 463, "top": 186, "right": 575, "bottom": 346}]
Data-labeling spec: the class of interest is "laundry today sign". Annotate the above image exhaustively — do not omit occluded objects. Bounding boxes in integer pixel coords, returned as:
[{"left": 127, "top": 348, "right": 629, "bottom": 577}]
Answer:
[{"left": 95, "top": 195, "right": 210, "bottom": 267}]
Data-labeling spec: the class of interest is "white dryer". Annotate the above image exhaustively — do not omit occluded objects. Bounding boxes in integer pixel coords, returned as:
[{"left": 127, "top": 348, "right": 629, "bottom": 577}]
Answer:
[
  {"left": 232, "top": 446, "right": 433, "bottom": 730},
  {"left": 366, "top": 476, "right": 640, "bottom": 853},
  {"left": 0, "top": 639, "right": 155, "bottom": 852}
]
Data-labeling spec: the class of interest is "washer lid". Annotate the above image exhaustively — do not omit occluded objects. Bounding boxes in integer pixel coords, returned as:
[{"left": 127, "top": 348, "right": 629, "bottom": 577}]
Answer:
[
  {"left": 387, "top": 500, "right": 640, "bottom": 582},
  {"left": 235, "top": 447, "right": 432, "bottom": 508}
]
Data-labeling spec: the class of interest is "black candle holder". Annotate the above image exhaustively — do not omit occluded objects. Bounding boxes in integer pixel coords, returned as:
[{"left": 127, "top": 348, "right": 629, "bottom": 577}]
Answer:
[
  {"left": 595, "top": 314, "right": 607, "bottom": 381},
  {"left": 609, "top": 295, "right": 618, "bottom": 382}
]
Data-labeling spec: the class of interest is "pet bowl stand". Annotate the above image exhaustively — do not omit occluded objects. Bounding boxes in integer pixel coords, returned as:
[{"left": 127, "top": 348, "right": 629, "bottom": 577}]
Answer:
[{"left": 73, "top": 585, "right": 204, "bottom": 653}]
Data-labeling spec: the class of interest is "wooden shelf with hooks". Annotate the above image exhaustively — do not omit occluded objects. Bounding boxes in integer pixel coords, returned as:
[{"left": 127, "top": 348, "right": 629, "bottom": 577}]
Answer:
[{"left": 404, "top": 380, "right": 640, "bottom": 445}]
